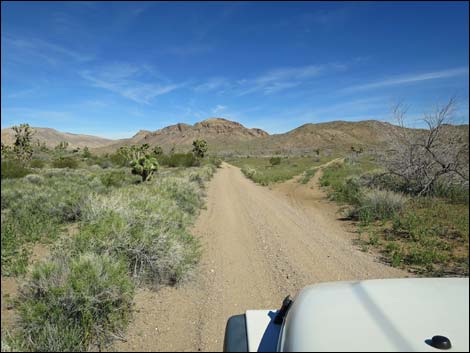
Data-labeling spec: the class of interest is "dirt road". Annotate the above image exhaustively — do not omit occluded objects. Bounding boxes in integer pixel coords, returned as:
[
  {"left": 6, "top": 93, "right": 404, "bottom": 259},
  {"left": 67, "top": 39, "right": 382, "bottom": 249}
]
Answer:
[{"left": 114, "top": 162, "right": 407, "bottom": 352}]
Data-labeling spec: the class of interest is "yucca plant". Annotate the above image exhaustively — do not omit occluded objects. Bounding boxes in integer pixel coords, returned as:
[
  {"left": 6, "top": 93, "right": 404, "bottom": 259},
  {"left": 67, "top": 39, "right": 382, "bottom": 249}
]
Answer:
[{"left": 130, "top": 155, "right": 158, "bottom": 182}]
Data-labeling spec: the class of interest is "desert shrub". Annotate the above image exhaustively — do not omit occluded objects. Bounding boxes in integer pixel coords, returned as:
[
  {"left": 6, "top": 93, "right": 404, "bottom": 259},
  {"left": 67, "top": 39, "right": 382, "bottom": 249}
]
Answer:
[
  {"left": 348, "top": 189, "right": 407, "bottom": 223},
  {"left": 299, "top": 167, "right": 318, "bottom": 184},
  {"left": 1, "top": 221, "right": 31, "bottom": 276},
  {"left": 109, "top": 152, "right": 128, "bottom": 167},
  {"left": 358, "top": 171, "right": 405, "bottom": 192},
  {"left": 52, "top": 157, "right": 79, "bottom": 169},
  {"left": 99, "top": 159, "right": 113, "bottom": 169},
  {"left": 99, "top": 170, "right": 131, "bottom": 188},
  {"left": 24, "top": 174, "right": 44, "bottom": 185},
  {"left": 208, "top": 157, "right": 222, "bottom": 168},
  {"left": 1, "top": 160, "right": 31, "bottom": 179},
  {"left": 241, "top": 166, "right": 257, "bottom": 179},
  {"left": 329, "top": 177, "right": 363, "bottom": 206},
  {"left": 431, "top": 181, "right": 469, "bottom": 204},
  {"left": 269, "top": 157, "right": 281, "bottom": 166},
  {"left": 166, "top": 153, "right": 199, "bottom": 168},
  {"left": 1, "top": 169, "right": 115, "bottom": 274},
  {"left": 16, "top": 253, "right": 133, "bottom": 352},
  {"left": 30, "top": 159, "right": 46, "bottom": 168},
  {"left": 62, "top": 172, "right": 205, "bottom": 286}
]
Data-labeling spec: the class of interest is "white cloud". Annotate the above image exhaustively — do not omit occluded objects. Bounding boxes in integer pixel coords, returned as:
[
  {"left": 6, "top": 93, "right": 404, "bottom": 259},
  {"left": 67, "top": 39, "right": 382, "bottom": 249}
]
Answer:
[
  {"left": 238, "top": 65, "right": 326, "bottom": 96},
  {"left": 195, "top": 63, "right": 346, "bottom": 96},
  {"left": 81, "top": 63, "right": 185, "bottom": 104},
  {"left": 194, "top": 77, "right": 230, "bottom": 93},
  {"left": 343, "top": 67, "right": 469, "bottom": 92},
  {"left": 212, "top": 104, "right": 227, "bottom": 115},
  {"left": 3, "top": 35, "right": 93, "bottom": 64}
]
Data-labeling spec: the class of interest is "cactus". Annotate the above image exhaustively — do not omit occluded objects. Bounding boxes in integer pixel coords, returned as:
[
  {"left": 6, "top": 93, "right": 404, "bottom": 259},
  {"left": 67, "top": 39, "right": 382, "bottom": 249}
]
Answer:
[
  {"left": 152, "top": 145, "right": 163, "bottom": 156},
  {"left": 12, "top": 123, "right": 35, "bottom": 162},
  {"left": 130, "top": 155, "right": 159, "bottom": 182},
  {"left": 192, "top": 138, "right": 208, "bottom": 159}
]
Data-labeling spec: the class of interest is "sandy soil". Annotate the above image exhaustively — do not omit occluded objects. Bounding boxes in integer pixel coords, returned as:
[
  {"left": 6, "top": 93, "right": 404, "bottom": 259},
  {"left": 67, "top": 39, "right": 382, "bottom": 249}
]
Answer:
[
  {"left": 114, "top": 162, "right": 407, "bottom": 352},
  {"left": 1, "top": 243, "right": 51, "bottom": 334}
]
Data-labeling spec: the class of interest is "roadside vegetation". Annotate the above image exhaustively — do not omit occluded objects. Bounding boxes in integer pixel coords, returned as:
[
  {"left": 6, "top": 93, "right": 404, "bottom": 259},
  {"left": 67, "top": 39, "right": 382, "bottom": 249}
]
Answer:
[
  {"left": 1, "top": 126, "right": 217, "bottom": 351},
  {"left": 320, "top": 100, "right": 469, "bottom": 276},
  {"left": 228, "top": 154, "right": 333, "bottom": 185}
]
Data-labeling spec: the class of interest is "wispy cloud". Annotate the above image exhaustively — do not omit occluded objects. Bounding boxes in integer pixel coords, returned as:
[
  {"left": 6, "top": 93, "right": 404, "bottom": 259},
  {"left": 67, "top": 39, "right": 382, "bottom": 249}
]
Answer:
[
  {"left": 3, "top": 35, "right": 94, "bottom": 64},
  {"left": 193, "top": 77, "right": 230, "bottom": 93},
  {"left": 245, "top": 63, "right": 347, "bottom": 95},
  {"left": 211, "top": 104, "right": 227, "bottom": 115},
  {"left": 81, "top": 63, "right": 185, "bottom": 104},
  {"left": 195, "top": 63, "right": 346, "bottom": 96},
  {"left": 343, "top": 67, "right": 469, "bottom": 92}
]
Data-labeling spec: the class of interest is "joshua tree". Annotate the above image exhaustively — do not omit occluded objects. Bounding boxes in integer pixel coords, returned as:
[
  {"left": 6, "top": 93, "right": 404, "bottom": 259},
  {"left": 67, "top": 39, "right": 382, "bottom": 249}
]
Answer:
[
  {"left": 54, "top": 141, "right": 69, "bottom": 158},
  {"left": 130, "top": 155, "right": 159, "bottom": 182},
  {"left": 192, "top": 138, "right": 208, "bottom": 159},
  {"left": 82, "top": 146, "right": 92, "bottom": 158},
  {"left": 152, "top": 145, "right": 163, "bottom": 157},
  {"left": 12, "top": 123, "right": 35, "bottom": 161},
  {"left": 1, "top": 142, "right": 13, "bottom": 159}
]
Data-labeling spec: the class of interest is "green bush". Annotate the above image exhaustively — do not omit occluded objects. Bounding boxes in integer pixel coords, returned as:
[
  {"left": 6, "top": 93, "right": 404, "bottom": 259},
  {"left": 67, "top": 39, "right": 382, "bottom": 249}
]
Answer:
[
  {"left": 299, "top": 167, "right": 318, "bottom": 184},
  {"left": 208, "top": 157, "right": 222, "bottom": 168},
  {"left": 52, "top": 157, "right": 79, "bottom": 169},
  {"left": 63, "top": 171, "right": 207, "bottom": 286},
  {"left": 269, "top": 157, "right": 281, "bottom": 166},
  {"left": 17, "top": 253, "right": 134, "bottom": 351},
  {"left": 24, "top": 174, "right": 44, "bottom": 185},
  {"left": 348, "top": 189, "right": 408, "bottom": 223},
  {"left": 165, "top": 153, "right": 199, "bottom": 168},
  {"left": 331, "top": 177, "right": 363, "bottom": 206},
  {"left": 1, "top": 169, "right": 112, "bottom": 275},
  {"left": 1, "top": 160, "right": 31, "bottom": 179},
  {"left": 99, "top": 169, "right": 140, "bottom": 188},
  {"left": 109, "top": 153, "right": 128, "bottom": 167},
  {"left": 432, "top": 181, "right": 469, "bottom": 204},
  {"left": 30, "top": 159, "right": 46, "bottom": 168}
]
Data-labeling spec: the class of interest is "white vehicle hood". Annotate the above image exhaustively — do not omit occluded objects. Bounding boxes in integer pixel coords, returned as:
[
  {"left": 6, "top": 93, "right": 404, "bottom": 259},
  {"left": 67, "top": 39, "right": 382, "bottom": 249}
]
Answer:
[{"left": 278, "top": 278, "right": 469, "bottom": 352}]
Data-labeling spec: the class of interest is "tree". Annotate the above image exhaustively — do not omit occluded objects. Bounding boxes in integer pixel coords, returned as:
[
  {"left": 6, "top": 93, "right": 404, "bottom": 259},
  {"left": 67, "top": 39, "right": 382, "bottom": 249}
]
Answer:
[
  {"left": 379, "top": 98, "right": 469, "bottom": 196},
  {"left": 118, "top": 144, "right": 159, "bottom": 181},
  {"left": 269, "top": 156, "right": 281, "bottom": 166},
  {"left": 192, "top": 138, "right": 208, "bottom": 159},
  {"left": 82, "top": 146, "right": 92, "bottom": 158},
  {"left": 54, "top": 141, "right": 69, "bottom": 157},
  {"left": 1, "top": 142, "right": 13, "bottom": 159},
  {"left": 117, "top": 144, "right": 149, "bottom": 164},
  {"left": 12, "top": 123, "right": 35, "bottom": 161},
  {"left": 152, "top": 145, "right": 163, "bottom": 157},
  {"left": 130, "top": 155, "right": 159, "bottom": 182}
]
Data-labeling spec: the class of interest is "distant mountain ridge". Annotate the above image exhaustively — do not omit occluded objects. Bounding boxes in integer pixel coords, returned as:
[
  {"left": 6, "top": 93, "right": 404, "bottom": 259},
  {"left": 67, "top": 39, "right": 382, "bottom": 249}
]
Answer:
[
  {"left": 98, "top": 117, "right": 270, "bottom": 153},
  {"left": 1, "top": 127, "right": 113, "bottom": 149},
  {"left": 2, "top": 118, "right": 468, "bottom": 156}
]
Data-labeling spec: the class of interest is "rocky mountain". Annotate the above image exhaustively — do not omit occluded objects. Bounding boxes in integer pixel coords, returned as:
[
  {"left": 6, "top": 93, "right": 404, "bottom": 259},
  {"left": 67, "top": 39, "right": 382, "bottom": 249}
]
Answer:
[
  {"left": 3, "top": 118, "right": 467, "bottom": 156},
  {"left": 97, "top": 117, "right": 269, "bottom": 153},
  {"left": 1, "top": 127, "right": 113, "bottom": 149}
]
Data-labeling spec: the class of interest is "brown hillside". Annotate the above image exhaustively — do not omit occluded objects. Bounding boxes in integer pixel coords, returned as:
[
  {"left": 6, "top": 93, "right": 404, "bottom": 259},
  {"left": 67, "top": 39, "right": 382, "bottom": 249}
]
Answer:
[
  {"left": 96, "top": 117, "right": 269, "bottom": 154},
  {"left": 1, "top": 127, "right": 113, "bottom": 149},
  {"left": 95, "top": 118, "right": 469, "bottom": 156}
]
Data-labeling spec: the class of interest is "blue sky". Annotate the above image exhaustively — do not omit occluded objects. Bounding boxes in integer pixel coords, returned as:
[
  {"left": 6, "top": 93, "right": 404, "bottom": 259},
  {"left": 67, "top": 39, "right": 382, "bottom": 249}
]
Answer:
[{"left": 1, "top": 1, "right": 469, "bottom": 138}]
